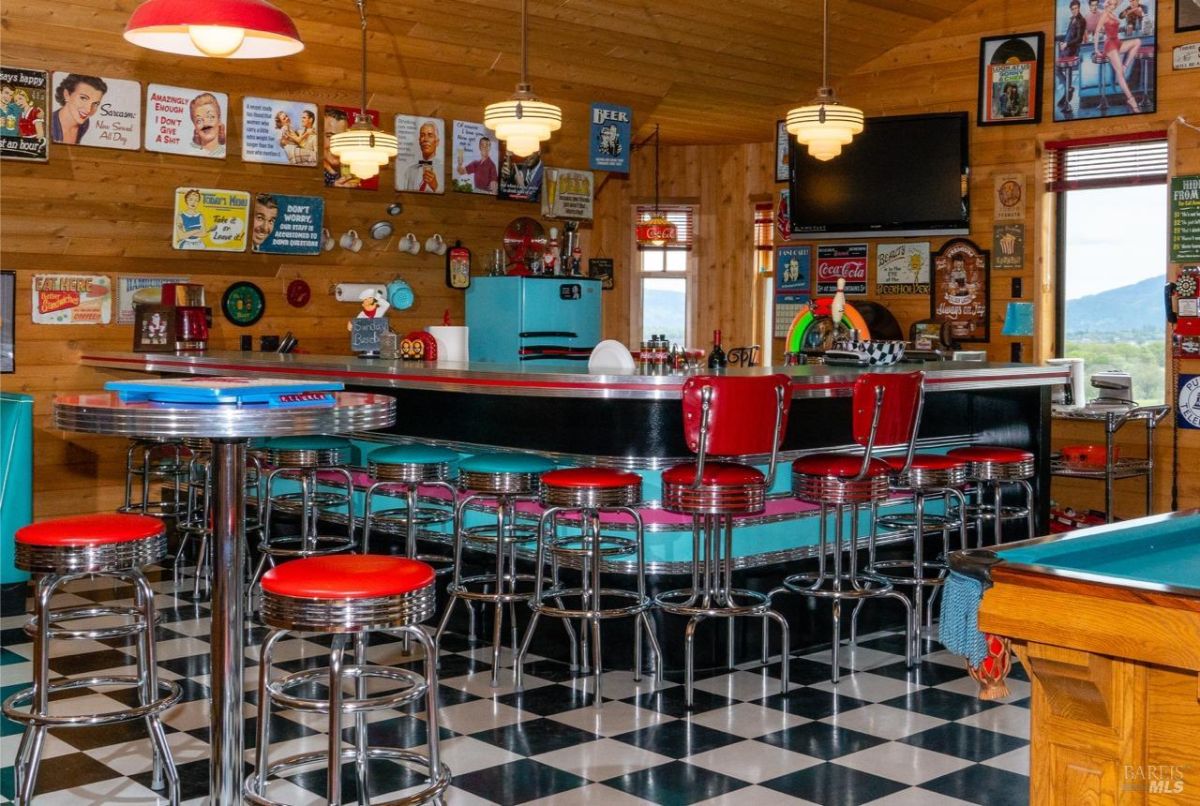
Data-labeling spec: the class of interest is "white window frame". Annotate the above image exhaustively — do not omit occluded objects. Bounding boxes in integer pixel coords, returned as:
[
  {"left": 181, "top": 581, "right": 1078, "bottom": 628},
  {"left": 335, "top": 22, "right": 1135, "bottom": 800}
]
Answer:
[{"left": 628, "top": 204, "right": 697, "bottom": 347}]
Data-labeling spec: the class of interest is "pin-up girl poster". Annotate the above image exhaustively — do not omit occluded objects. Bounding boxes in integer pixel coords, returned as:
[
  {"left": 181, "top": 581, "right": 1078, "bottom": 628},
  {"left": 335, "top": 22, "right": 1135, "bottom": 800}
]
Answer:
[{"left": 51, "top": 72, "right": 141, "bottom": 150}]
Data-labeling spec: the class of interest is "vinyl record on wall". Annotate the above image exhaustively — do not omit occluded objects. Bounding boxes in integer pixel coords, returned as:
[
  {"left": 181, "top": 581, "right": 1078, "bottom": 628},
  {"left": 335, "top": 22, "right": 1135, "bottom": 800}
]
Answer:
[{"left": 990, "top": 37, "right": 1036, "bottom": 64}]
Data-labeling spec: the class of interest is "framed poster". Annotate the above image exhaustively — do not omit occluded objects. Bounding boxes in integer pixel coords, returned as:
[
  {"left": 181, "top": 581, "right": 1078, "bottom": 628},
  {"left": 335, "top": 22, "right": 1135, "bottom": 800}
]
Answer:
[
  {"left": 1178, "top": 0, "right": 1200, "bottom": 32},
  {"left": 589, "top": 102, "right": 631, "bottom": 173},
  {"left": 323, "top": 105, "right": 380, "bottom": 189},
  {"left": 1, "top": 67, "right": 49, "bottom": 161},
  {"left": 394, "top": 115, "right": 445, "bottom": 194},
  {"left": 242, "top": 97, "right": 317, "bottom": 166},
  {"left": 774, "top": 246, "right": 811, "bottom": 300},
  {"left": 451, "top": 121, "right": 498, "bottom": 195},
  {"left": 815, "top": 243, "right": 867, "bottom": 294},
  {"left": 875, "top": 242, "right": 931, "bottom": 295},
  {"left": 932, "top": 238, "right": 990, "bottom": 343},
  {"left": 51, "top": 72, "right": 141, "bottom": 150},
  {"left": 1, "top": 271, "right": 13, "bottom": 372},
  {"left": 251, "top": 193, "right": 324, "bottom": 255},
  {"left": 978, "top": 33, "right": 1044, "bottom": 125},
  {"left": 145, "top": 84, "right": 226, "bottom": 158},
  {"left": 774, "top": 120, "right": 790, "bottom": 182},
  {"left": 1054, "top": 0, "right": 1156, "bottom": 121},
  {"left": 173, "top": 187, "right": 249, "bottom": 251}
]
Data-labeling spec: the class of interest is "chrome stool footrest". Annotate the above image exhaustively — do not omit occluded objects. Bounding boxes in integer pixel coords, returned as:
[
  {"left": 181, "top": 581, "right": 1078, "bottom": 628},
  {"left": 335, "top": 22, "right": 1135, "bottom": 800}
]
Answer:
[
  {"left": 781, "top": 573, "right": 896, "bottom": 600},
  {"left": 446, "top": 573, "right": 537, "bottom": 604},
  {"left": 2, "top": 675, "right": 182, "bottom": 726},
  {"left": 461, "top": 523, "right": 539, "bottom": 545},
  {"left": 255, "top": 535, "right": 355, "bottom": 562},
  {"left": 24, "top": 604, "right": 156, "bottom": 642},
  {"left": 267, "top": 664, "right": 428, "bottom": 714},
  {"left": 655, "top": 586, "right": 771, "bottom": 617},
  {"left": 533, "top": 587, "right": 652, "bottom": 620},
  {"left": 547, "top": 534, "right": 639, "bottom": 558},
  {"left": 244, "top": 746, "right": 451, "bottom": 806},
  {"left": 864, "top": 559, "right": 949, "bottom": 587}
]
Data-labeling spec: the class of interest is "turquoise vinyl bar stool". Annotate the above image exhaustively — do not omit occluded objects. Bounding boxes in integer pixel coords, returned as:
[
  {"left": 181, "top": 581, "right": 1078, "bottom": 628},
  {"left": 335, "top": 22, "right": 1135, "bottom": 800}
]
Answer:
[
  {"left": 434, "top": 451, "right": 555, "bottom": 686},
  {"left": 363, "top": 444, "right": 459, "bottom": 561},
  {"left": 249, "top": 435, "right": 356, "bottom": 603}
]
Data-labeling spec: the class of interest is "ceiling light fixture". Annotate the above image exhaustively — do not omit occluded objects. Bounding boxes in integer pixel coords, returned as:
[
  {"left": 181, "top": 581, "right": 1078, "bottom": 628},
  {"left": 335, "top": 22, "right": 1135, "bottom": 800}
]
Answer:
[
  {"left": 483, "top": 0, "right": 562, "bottom": 157},
  {"left": 635, "top": 125, "right": 677, "bottom": 248},
  {"left": 328, "top": 0, "right": 398, "bottom": 180},
  {"left": 785, "top": 0, "right": 863, "bottom": 161},
  {"left": 124, "top": 0, "right": 303, "bottom": 59}
]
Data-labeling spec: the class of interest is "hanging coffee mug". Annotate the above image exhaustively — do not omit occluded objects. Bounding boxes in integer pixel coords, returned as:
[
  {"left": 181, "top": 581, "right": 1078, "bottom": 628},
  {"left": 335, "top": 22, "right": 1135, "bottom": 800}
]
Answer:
[
  {"left": 321, "top": 228, "right": 335, "bottom": 252},
  {"left": 340, "top": 229, "right": 363, "bottom": 252},
  {"left": 425, "top": 233, "right": 447, "bottom": 256},
  {"left": 398, "top": 233, "right": 421, "bottom": 255}
]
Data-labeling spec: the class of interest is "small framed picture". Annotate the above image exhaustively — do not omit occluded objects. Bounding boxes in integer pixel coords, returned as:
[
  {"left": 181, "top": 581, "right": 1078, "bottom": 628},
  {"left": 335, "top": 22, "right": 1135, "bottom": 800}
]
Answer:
[
  {"left": 1179, "top": 0, "right": 1200, "bottom": 32},
  {"left": 132, "top": 305, "right": 177, "bottom": 353},
  {"left": 589, "top": 258, "right": 614, "bottom": 290},
  {"left": 978, "top": 33, "right": 1044, "bottom": 125},
  {"left": 774, "top": 120, "right": 790, "bottom": 182}
]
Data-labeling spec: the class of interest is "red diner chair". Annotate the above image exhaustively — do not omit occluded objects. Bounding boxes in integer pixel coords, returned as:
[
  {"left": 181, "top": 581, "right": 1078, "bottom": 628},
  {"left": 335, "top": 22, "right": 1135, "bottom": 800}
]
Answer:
[
  {"left": 779, "top": 372, "right": 921, "bottom": 682},
  {"left": 655, "top": 373, "right": 793, "bottom": 708}
]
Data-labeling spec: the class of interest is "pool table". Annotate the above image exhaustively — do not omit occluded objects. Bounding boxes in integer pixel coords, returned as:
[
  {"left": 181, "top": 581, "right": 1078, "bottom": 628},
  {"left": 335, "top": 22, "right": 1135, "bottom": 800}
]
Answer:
[{"left": 962, "top": 511, "right": 1200, "bottom": 804}]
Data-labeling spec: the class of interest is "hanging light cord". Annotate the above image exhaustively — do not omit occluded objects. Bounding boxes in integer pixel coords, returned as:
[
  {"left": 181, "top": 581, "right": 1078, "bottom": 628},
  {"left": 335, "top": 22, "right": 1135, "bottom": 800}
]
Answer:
[
  {"left": 521, "top": 0, "right": 529, "bottom": 87},
  {"left": 654, "top": 124, "right": 661, "bottom": 213},
  {"left": 821, "top": 0, "right": 829, "bottom": 90},
  {"left": 356, "top": 0, "right": 368, "bottom": 116}
]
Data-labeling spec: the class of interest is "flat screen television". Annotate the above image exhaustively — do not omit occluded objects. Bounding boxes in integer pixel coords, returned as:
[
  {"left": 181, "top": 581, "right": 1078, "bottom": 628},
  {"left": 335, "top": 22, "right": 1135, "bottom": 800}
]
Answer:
[{"left": 788, "top": 112, "right": 969, "bottom": 239}]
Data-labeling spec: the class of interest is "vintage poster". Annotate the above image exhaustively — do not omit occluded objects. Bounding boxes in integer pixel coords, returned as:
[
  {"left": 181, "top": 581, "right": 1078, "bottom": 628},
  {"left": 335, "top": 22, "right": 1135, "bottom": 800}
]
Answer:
[
  {"left": 451, "top": 121, "right": 498, "bottom": 195},
  {"left": 1178, "top": 374, "right": 1200, "bottom": 429},
  {"left": 1170, "top": 175, "right": 1200, "bottom": 261},
  {"left": 589, "top": 102, "right": 631, "bottom": 173},
  {"left": 251, "top": 193, "right": 324, "bottom": 255},
  {"left": 242, "top": 97, "right": 317, "bottom": 166},
  {"left": 542, "top": 167, "right": 594, "bottom": 219},
  {"left": 116, "top": 275, "right": 190, "bottom": 324},
  {"left": 775, "top": 120, "right": 790, "bottom": 182},
  {"left": 394, "top": 115, "right": 445, "bottom": 194},
  {"left": 172, "top": 187, "right": 249, "bottom": 252},
  {"left": 994, "top": 173, "right": 1025, "bottom": 221},
  {"left": 932, "top": 238, "right": 991, "bottom": 343},
  {"left": 31, "top": 274, "right": 111, "bottom": 324},
  {"left": 979, "top": 34, "right": 1043, "bottom": 125},
  {"left": 1, "top": 67, "right": 49, "bottom": 161},
  {"left": 816, "top": 243, "right": 868, "bottom": 294},
  {"left": 50, "top": 72, "right": 140, "bottom": 150},
  {"left": 589, "top": 258, "right": 614, "bottom": 290},
  {"left": 776, "top": 190, "right": 792, "bottom": 241},
  {"left": 322, "top": 105, "right": 380, "bottom": 190},
  {"left": 1053, "top": 0, "right": 1156, "bottom": 121},
  {"left": 775, "top": 246, "right": 811, "bottom": 302},
  {"left": 145, "top": 84, "right": 227, "bottom": 158},
  {"left": 993, "top": 223, "right": 1025, "bottom": 269},
  {"left": 875, "top": 242, "right": 931, "bottom": 295},
  {"left": 497, "top": 143, "right": 543, "bottom": 202}
]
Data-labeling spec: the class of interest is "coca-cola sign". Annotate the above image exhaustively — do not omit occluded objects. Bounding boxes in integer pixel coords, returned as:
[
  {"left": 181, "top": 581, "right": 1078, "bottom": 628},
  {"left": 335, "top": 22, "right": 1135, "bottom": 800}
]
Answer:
[{"left": 815, "top": 244, "right": 868, "bottom": 294}]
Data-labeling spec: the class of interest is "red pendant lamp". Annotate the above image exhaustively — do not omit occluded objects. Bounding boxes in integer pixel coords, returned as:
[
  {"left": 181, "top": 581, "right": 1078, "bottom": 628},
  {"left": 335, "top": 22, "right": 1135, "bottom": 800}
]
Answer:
[{"left": 124, "top": 0, "right": 303, "bottom": 59}]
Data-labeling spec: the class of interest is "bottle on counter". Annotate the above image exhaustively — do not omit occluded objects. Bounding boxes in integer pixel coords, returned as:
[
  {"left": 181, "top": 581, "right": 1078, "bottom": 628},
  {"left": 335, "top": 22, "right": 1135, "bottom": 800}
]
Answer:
[{"left": 707, "top": 329, "right": 727, "bottom": 369}]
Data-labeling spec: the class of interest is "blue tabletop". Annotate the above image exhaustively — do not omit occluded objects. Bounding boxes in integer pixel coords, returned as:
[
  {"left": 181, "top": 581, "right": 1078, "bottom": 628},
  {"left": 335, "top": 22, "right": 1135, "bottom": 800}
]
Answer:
[{"left": 997, "top": 512, "right": 1200, "bottom": 594}]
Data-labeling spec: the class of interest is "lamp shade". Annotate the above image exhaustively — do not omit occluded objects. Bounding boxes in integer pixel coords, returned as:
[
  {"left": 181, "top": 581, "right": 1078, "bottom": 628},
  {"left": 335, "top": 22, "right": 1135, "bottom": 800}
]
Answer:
[
  {"left": 124, "top": 0, "right": 303, "bottom": 59},
  {"left": 786, "top": 101, "right": 864, "bottom": 162},
  {"left": 484, "top": 94, "right": 562, "bottom": 157},
  {"left": 329, "top": 115, "right": 398, "bottom": 181},
  {"left": 636, "top": 214, "right": 678, "bottom": 247}
]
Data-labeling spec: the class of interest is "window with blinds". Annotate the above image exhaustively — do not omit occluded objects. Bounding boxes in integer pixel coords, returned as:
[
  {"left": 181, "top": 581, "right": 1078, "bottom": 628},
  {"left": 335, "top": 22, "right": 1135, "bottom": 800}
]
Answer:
[
  {"left": 635, "top": 205, "right": 694, "bottom": 249},
  {"left": 1044, "top": 133, "right": 1168, "bottom": 192}
]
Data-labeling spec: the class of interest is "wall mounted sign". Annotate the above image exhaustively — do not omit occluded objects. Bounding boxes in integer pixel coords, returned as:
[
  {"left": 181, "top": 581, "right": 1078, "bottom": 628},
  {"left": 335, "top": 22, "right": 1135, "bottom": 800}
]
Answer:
[
  {"left": 589, "top": 102, "right": 631, "bottom": 173},
  {"left": 31, "top": 274, "right": 111, "bottom": 324},
  {"left": 394, "top": 115, "right": 445, "bottom": 194},
  {"left": 1174, "top": 43, "right": 1200, "bottom": 70},
  {"left": 994, "top": 173, "right": 1025, "bottom": 221},
  {"left": 816, "top": 243, "right": 867, "bottom": 294},
  {"left": 932, "top": 238, "right": 990, "bottom": 343},
  {"left": 1177, "top": 374, "right": 1200, "bottom": 429},
  {"left": 251, "top": 193, "right": 323, "bottom": 255},
  {"left": 242, "top": 97, "right": 317, "bottom": 166},
  {"left": 222, "top": 281, "right": 265, "bottom": 326},
  {"left": 1177, "top": 0, "right": 1200, "bottom": 32},
  {"left": 1, "top": 66, "right": 48, "bottom": 161},
  {"left": 875, "top": 242, "right": 930, "bottom": 295},
  {"left": 993, "top": 224, "right": 1025, "bottom": 269},
  {"left": 451, "top": 120, "right": 498, "bottom": 195},
  {"left": 775, "top": 246, "right": 812, "bottom": 301},
  {"left": 286, "top": 279, "right": 311, "bottom": 308},
  {"left": 589, "top": 258, "right": 614, "bottom": 290},
  {"left": 145, "top": 84, "right": 227, "bottom": 158},
  {"left": 497, "top": 144, "right": 543, "bottom": 203},
  {"left": 776, "top": 190, "right": 792, "bottom": 241},
  {"left": 173, "top": 187, "right": 249, "bottom": 251},
  {"left": 977, "top": 32, "right": 1044, "bottom": 125},
  {"left": 116, "top": 275, "right": 190, "bottom": 324},
  {"left": 1170, "top": 175, "right": 1200, "bottom": 261},
  {"left": 51, "top": 72, "right": 140, "bottom": 150},
  {"left": 1054, "top": 0, "right": 1157, "bottom": 121},
  {"left": 774, "top": 120, "right": 790, "bottom": 182},
  {"left": 542, "top": 167, "right": 594, "bottom": 220},
  {"left": 323, "top": 104, "right": 380, "bottom": 189}
]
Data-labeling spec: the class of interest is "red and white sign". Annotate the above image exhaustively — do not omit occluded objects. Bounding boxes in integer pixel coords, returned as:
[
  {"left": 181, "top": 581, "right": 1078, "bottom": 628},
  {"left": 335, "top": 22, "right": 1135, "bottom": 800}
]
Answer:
[{"left": 816, "top": 243, "right": 868, "bottom": 294}]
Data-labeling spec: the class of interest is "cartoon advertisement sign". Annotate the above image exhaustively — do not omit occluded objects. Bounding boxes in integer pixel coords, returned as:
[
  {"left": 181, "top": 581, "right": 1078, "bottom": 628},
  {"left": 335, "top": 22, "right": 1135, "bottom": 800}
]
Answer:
[
  {"left": 242, "top": 97, "right": 317, "bottom": 166},
  {"left": 589, "top": 102, "right": 631, "bottom": 173},
  {"left": 816, "top": 244, "right": 868, "bottom": 294},
  {"left": 172, "top": 187, "right": 249, "bottom": 251},
  {"left": 875, "top": 242, "right": 931, "bottom": 294},
  {"left": 50, "top": 72, "right": 140, "bottom": 150},
  {"left": 250, "top": 193, "right": 324, "bottom": 255},
  {"left": 31, "top": 274, "right": 112, "bottom": 324},
  {"left": 1, "top": 67, "right": 49, "bottom": 161},
  {"left": 146, "top": 84, "right": 227, "bottom": 158}
]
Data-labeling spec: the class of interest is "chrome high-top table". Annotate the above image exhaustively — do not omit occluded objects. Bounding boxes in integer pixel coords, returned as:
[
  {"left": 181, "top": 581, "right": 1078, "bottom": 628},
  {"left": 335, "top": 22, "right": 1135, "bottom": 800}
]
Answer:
[{"left": 53, "top": 391, "right": 396, "bottom": 806}]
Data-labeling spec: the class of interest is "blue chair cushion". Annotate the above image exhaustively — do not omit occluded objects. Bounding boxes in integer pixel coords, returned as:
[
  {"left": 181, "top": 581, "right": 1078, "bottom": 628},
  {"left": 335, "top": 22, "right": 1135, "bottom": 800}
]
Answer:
[
  {"left": 459, "top": 452, "right": 556, "bottom": 474},
  {"left": 370, "top": 444, "right": 458, "bottom": 465},
  {"left": 266, "top": 435, "right": 353, "bottom": 451}
]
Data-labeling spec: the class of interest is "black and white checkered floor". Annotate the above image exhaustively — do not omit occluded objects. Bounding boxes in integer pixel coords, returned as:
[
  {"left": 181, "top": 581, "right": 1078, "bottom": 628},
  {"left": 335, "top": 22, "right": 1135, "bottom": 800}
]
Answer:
[{"left": 0, "top": 567, "right": 1031, "bottom": 805}]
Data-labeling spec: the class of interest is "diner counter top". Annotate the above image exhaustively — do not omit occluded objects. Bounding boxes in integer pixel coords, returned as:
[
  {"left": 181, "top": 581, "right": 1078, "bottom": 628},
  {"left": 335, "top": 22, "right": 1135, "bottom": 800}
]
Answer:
[{"left": 80, "top": 350, "right": 1069, "bottom": 401}]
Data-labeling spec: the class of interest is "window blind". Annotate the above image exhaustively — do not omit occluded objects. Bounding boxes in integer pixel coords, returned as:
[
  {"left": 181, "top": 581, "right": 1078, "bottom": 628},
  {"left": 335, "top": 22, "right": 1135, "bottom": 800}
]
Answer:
[
  {"left": 636, "top": 205, "right": 694, "bottom": 249},
  {"left": 1044, "top": 132, "right": 1168, "bottom": 192},
  {"left": 754, "top": 202, "right": 774, "bottom": 252}
]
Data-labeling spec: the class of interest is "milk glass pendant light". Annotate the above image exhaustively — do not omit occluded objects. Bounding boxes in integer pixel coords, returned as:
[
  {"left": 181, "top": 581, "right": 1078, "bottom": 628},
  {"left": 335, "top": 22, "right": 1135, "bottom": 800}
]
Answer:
[
  {"left": 484, "top": 0, "right": 562, "bottom": 157},
  {"left": 785, "top": 0, "right": 864, "bottom": 161},
  {"left": 124, "top": 0, "right": 303, "bottom": 59},
  {"left": 328, "top": 0, "right": 398, "bottom": 180}
]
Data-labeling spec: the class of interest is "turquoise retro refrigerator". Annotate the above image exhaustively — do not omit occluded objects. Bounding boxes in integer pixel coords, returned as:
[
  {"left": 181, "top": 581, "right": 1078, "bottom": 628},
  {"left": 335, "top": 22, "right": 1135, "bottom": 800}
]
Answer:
[{"left": 466, "top": 277, "right": 601, "bottom": 366}]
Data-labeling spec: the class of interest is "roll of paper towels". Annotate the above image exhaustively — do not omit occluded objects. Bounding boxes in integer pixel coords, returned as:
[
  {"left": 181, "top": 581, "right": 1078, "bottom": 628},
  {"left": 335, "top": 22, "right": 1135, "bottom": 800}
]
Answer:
[
  {"left": 335, "top": 283, "right": 386, "bottom": 303},
  {"left": 1047, "top": 357, "right": 1086, "bottom": 406},
  {"left": 427, "top": 326, "right": 469, "bottom": 363}
]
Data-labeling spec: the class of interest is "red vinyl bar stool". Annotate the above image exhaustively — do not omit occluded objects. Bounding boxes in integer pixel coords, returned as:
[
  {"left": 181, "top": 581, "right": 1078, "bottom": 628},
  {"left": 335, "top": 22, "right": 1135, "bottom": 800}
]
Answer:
[
  {"left": 780, "top": 372, "right": 919, "bottom": 682},
  {"left": 946, "top": 445, "right": 1035, "bottom": 546},
  {"left": 434, "top": 452, "right": 556, "bottom": 687},
  {"left": 119, "top": 438, "right": 189, "bottom": 521},
  {"left": 514, "top": 467, "right": 663, "bottom": 704},
  {"left": 656, "top": 374, "right": 793, "bottom": 708},
  {"left": 246, "top": 555, "right": 451, "bottom": 805},
  {"left": 3, "top": 514, "right": 182, "bottom": 805}
]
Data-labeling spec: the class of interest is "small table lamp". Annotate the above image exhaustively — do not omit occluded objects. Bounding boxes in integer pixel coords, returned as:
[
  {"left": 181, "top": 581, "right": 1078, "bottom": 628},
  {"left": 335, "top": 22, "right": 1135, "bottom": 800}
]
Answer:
[{"left": 1001, "top": 302, "right": 1035, "bottom": 361}]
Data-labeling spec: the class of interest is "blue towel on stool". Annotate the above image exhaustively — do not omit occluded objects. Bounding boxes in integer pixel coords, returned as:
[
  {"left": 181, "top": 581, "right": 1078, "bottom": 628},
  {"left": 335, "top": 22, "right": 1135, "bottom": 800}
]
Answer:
[{"left": 939, "top": 570, "right": 989, "bottom": 667}]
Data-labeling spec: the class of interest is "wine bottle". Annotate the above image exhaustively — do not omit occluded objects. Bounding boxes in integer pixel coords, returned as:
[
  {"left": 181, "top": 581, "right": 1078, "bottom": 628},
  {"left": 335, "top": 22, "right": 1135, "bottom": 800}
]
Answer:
[{"left": 707, "top": 329, "right": 727, "bottom": 369}]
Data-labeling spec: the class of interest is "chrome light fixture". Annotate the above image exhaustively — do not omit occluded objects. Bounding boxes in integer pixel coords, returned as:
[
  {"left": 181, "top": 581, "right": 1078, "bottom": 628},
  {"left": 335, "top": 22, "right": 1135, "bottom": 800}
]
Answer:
[
  {"left": 124, "top": 0, "right": 303, "bottom": 59},
  {"left": 328, "top": 0, "right": 398, "bottom": 180},
  {"left": 786, "top": 0, "right": 864, "bottom": 161},
  {"left": 483, "top": 0, "right": 562, "bottom": 157}
]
